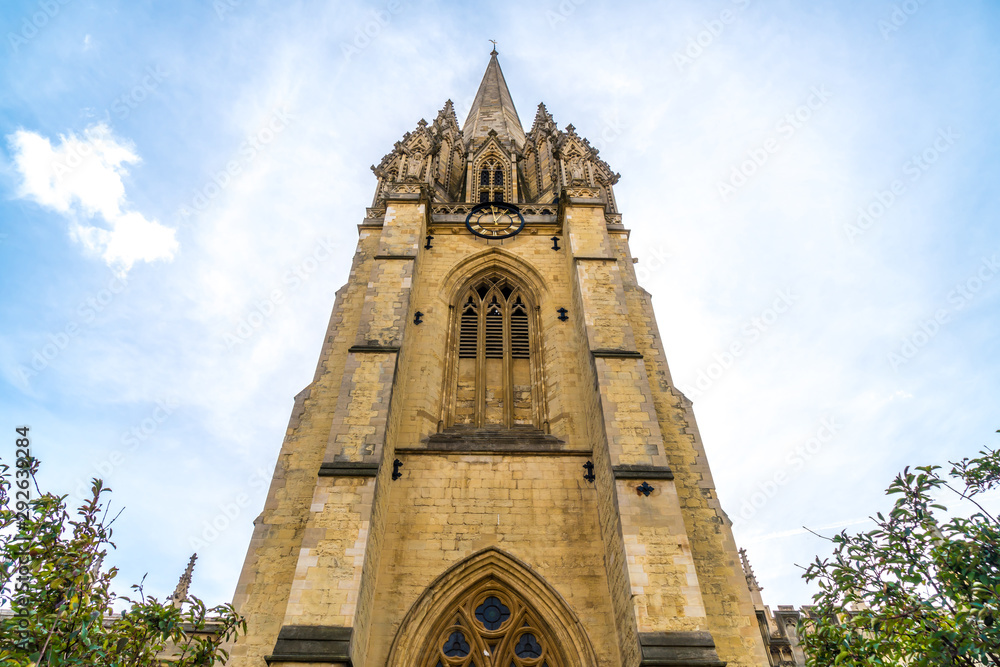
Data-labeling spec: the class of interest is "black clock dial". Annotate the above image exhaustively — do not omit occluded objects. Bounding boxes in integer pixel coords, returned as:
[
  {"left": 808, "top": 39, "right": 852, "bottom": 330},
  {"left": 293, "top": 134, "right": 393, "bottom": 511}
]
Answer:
[{"left": 465, "top": 202, "right": 525, "bottom": 239}]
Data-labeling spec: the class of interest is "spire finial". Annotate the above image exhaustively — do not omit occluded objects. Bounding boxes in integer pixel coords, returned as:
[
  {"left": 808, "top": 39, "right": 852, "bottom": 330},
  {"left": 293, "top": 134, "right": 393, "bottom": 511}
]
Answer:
[
  {"left": 169, "top": 553, "right": 198, "bottom": 608},
  {"left": 489, "top": 39, "right": 498, "bottom": 56}
]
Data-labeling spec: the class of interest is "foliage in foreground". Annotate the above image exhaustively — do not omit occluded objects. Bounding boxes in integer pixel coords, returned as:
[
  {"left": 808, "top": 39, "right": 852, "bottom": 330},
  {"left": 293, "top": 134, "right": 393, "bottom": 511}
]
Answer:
[
  {"left": 0, "top": 456, "right": 245, "bottom": 666},
  {"left": 802, "top": 436, "right": 1000, "bottom": 667}
]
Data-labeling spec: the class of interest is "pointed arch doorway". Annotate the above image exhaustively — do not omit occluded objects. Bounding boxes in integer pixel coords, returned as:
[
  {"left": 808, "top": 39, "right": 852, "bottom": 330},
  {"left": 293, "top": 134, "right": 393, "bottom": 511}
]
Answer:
[
  {"left": 387, "top": 549, "right": 597, "bottom": 667},
  {"left": 423, "top": 581, "right": 563, "bottom": 667}
]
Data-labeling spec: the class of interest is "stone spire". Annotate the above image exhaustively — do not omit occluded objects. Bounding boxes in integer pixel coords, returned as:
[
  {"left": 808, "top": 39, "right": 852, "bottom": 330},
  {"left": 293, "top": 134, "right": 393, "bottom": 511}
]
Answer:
[
  {"left": 169, "top": 553, "right": 197, "bottom": 608},
  {"left": 462, "top": 49, "right": 525, "bottom": 149}
]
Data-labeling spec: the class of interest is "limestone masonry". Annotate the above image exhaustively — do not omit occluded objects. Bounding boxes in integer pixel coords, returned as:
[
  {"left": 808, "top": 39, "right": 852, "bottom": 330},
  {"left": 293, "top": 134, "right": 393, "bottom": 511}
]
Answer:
[{"left": 226, "top": 51, "right": 792, "bottom": 667}]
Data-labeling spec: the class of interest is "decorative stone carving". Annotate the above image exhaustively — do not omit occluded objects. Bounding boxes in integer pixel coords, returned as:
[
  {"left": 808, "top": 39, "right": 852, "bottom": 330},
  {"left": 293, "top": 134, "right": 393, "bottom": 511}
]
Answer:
[
  {"left": 564, "top": 187, "right": 601, "bottom": 199},
  {"left": 390, "top": 183, "right": 424, "bottom": 195}
]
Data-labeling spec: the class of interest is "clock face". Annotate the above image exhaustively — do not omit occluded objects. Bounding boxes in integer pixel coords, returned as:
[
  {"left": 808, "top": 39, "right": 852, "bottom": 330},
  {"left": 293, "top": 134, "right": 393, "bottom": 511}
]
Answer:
[{"left": 465, "top": 202, "right": 525, "bottom": 239}]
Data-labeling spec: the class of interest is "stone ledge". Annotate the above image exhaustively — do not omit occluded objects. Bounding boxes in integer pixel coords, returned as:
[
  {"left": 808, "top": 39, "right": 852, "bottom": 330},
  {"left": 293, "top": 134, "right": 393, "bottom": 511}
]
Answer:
[
  {"left": 639, "top": 631, "right": 726, "bottom": 666},
  {"left": 430, "top": 214, "right": 559, "bottom": 225},
  {"left": 592, "top": 348, "right": 643, "bottom": 358},
  {"left": 384, "top": 192, "right": 424, "bottom": 202},
  {"left": 318, "top": 462, "right": 379, "bottom": 477},
  {"left": 613, "top": 464, "right": 674, "bottom": 480},
  {"left": 347, "top": 345, "right": 400, "bottom": 353},
  {"left": 373, "top": 254, "right": 417, "bottom": 260},
  {"left": 398, "top": 445, "right": 592, "bottom": 457},
  {"left": 408, "top": 427, "right": 589, "bottom": 456},
  {"left": 266, "top": 625, "right": 352, "bottom": 665},
  {"left": 574, "top": 255, "right": 616, "bottom": 261}
]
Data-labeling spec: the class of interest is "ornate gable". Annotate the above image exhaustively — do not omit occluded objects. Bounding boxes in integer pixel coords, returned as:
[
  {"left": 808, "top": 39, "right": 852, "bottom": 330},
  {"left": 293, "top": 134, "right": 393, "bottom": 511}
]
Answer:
[
  {"left": 372, "top": 106, "right": 464, "bottom": 205},
  {"left": 553, "top": 124, "right": 620, "bottom": 212},
  {"left": 467, "top": 130, "right": 516, "bottom": 203}
]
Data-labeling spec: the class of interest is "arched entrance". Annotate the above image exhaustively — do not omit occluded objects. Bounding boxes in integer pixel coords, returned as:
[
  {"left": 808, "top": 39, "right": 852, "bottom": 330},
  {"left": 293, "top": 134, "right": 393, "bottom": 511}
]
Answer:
[
  {"left": 387, "top": 549, "right": 597, "bottom": 667},
  {"left": 422, "top": 580, "right": 563, "bottom": 667}
]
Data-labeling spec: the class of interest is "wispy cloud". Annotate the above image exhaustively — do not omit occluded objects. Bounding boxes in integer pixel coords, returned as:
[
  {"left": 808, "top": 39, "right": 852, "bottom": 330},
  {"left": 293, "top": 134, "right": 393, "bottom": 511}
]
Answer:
[{"left": 9, "top": 123, "right": 178, "bottom": 275}]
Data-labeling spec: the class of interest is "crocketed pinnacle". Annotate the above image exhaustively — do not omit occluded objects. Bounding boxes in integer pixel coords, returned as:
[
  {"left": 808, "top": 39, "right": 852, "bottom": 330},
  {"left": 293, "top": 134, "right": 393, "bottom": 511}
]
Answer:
[{"left": 169, "top": 553, "right": 197, "bottom": 608}]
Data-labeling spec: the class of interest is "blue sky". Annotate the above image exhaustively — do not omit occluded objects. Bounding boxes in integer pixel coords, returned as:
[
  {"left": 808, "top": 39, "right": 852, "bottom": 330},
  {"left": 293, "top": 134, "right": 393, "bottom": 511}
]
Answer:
[{"left": 1, "top": 0, "right": 998, "bottom": 610}]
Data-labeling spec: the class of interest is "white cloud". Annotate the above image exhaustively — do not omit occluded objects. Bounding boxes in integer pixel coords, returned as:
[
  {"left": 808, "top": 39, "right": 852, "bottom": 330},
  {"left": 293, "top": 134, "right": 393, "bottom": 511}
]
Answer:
[{"left": 9, "top": 123, "right": 178, "bottom": 275}]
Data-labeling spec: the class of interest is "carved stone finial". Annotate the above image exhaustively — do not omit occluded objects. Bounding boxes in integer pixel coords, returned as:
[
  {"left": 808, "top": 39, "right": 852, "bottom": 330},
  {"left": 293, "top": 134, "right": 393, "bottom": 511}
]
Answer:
[
  {"left": 739, "top": 548, "right": 762, "bottom": 592},
  {"left": 169, "top": 553, "right": 198, "bottom": 608},
  {"left": 531, "top": 103, "right": 556, "bottom": 133}
]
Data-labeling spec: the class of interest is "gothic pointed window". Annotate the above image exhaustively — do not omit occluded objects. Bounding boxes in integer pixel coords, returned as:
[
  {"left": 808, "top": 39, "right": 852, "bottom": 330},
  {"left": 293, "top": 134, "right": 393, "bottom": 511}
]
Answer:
[
  {"left": 478, "top": 157, "right": 505, "bottom": 203},
  {"left": 422, "top": 583, "right": 563, "bottom": 667},
  {"left": 450, "top": 275, "right": 537, "bottom": 429}
]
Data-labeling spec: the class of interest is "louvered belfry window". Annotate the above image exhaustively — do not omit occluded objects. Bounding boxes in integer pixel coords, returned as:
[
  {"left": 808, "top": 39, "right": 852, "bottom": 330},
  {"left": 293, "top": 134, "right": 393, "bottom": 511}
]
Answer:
[{"left": 453, "top": 275, "right": 534, "bottom": 428}]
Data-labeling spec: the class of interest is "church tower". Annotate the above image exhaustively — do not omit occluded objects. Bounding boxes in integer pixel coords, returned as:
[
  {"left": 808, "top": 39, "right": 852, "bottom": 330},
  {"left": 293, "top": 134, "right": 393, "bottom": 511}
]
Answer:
[{"left": 227, "top": 51, "right": 768, "bottom": 667}]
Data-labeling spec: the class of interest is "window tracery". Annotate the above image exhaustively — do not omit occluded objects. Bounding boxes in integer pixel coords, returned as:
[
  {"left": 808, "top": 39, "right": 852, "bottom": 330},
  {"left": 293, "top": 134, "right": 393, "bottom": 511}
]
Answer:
[
  {"left": 477, "top": 157, "right": 506, "bottom": 203},
  {"left": 424, "top": 582, "right": 563, "bottom": 667},
  {"left": 451, "top": 274, "right": 536, "bottom": 428}
]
